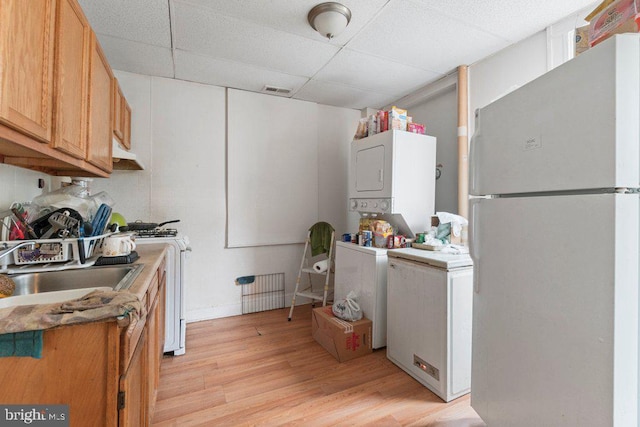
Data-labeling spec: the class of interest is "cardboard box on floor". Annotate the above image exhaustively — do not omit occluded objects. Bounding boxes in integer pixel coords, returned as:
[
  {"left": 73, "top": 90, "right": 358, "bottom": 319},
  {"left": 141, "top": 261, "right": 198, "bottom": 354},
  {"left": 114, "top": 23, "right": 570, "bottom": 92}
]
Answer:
[{"left": 311, "top": 306, "right": 372, "bottom": 362}]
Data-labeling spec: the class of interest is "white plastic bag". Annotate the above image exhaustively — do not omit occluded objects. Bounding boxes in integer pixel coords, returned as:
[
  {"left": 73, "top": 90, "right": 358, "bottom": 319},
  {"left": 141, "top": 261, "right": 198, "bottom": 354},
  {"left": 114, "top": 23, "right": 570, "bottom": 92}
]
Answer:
[{"left": 332, "top": 291, "right": 363, "bottom": 321}]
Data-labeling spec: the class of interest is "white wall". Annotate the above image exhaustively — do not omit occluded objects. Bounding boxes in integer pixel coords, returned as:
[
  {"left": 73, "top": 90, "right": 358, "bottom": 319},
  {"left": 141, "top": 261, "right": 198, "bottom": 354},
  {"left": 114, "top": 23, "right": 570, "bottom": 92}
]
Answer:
[
  {"left": 92, "top": 71, "right": 359, "bottom": 321},
  {"left": 0, "top": 164, "right": 51, "bottom": 211},
  {"left": 468, "top": 6, "right": 592, "bottom": 135},
  {"left": 469, "top": 30, "right": 548, "bottom": 137},
  {"left": 317, "top": 104, "right": 360, "bottom": 235},
  {"left": 407, "top": 86, "right": 458, "bottom": 214}
]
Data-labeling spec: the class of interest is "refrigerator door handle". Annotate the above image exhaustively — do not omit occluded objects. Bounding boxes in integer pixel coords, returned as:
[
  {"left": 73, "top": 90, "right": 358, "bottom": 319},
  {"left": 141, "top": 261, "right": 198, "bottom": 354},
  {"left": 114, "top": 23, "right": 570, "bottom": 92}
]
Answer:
[{"left": 470, "top": 200, "right": 480, "bottom": 294}]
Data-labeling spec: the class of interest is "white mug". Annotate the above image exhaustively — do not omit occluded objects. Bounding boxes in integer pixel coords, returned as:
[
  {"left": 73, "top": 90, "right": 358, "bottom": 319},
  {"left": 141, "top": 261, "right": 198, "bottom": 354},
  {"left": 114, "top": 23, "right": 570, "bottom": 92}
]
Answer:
[{"left": 102, "top": 234, "right": 136, "bottom": 257}]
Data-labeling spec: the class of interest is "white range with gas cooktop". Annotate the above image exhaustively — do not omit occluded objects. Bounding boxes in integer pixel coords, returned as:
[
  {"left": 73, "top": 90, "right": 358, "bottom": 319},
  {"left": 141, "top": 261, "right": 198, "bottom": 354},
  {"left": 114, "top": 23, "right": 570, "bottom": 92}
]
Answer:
[{"left": 135, "top": 231, "right": 190, "bottom": 356}]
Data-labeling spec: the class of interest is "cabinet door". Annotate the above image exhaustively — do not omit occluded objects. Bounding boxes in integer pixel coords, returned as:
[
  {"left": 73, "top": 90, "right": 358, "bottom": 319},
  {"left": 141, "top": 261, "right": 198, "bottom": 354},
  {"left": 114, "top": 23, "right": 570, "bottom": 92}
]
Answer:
[
  {"left": 113, "top": 79, "right": 124, "bottom": 142},
  {"left": 119, "top": 331, "right": 148, "bottom": 427},
  {"left": 51, "top": 0, "right": 90, "bottom": 159},
  {"left": 355, "top": 145, "right": 385, "bottom": 191},
  {"left": 87, "top": 31, "right": 113, "bottom": 172},
  {"left": 0, "top": 0, "right": 56, "bottom": 142},
  {"left": 147, "top": 293, "right": 160, "bottom": 417},
  {"left": 122, "top": 98, "right": 132, "bottom": 150}
]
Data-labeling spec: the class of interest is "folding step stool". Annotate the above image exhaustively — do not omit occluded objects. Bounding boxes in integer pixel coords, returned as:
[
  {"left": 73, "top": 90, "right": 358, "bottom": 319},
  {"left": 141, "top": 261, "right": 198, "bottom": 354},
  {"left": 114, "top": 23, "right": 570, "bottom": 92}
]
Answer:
[{"left": 288, "top": 222, "right": 335, "bottom": 321}]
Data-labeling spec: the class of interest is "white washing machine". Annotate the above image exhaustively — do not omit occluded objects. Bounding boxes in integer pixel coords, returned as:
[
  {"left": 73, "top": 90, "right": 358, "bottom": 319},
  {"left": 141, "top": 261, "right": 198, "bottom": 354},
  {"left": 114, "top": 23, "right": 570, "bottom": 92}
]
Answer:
[{"left": 334, "top": 241, "right": 388, "bottom": 349}]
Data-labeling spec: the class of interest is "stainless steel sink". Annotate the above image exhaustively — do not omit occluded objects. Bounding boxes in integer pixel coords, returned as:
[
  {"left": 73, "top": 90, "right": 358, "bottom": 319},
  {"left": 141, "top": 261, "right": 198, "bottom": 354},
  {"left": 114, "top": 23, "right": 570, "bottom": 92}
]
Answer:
[{"left": 9, "top": 264, "right": 145, "bottom": 296}]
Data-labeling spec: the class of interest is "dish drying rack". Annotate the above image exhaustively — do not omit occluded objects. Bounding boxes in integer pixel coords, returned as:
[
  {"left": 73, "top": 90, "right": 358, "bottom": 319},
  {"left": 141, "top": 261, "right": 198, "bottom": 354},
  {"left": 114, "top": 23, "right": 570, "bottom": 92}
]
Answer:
[{"left": 0, "top": 233, "right": 113, "bottom": 274}]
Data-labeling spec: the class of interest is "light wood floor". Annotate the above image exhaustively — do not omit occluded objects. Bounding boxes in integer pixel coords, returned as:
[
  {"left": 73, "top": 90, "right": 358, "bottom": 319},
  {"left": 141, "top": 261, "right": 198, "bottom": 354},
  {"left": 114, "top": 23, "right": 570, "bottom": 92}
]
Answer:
[{"left": 151, "top": 304, "right": 486, "bottom": 426}]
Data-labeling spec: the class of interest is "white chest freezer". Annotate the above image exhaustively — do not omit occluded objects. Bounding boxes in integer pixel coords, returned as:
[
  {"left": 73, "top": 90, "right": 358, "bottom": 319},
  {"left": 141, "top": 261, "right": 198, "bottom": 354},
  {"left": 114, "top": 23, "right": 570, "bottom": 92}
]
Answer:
[{"left": 386, "top": 248, "right": 473, "bottom": 402}]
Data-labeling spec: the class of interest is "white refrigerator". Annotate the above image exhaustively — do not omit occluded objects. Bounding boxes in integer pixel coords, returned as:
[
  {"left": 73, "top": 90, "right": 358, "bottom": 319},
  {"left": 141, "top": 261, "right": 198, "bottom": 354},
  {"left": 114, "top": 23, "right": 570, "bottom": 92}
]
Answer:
[{"left": 469, "top": 34, "right": 639, "bottom": 426}]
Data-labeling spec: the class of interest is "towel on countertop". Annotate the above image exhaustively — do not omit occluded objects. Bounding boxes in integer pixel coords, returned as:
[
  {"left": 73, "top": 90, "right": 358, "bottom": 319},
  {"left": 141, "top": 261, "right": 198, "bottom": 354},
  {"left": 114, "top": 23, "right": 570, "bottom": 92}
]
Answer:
[
  {"left": 309, "top": 222, "right": 335, "bottom": 257},
  {"left": 435, "top": 212, "right": 468, "bottom": 239},
  {"left": 0, "top": 330, "right": 43, "bottom": 358},
  {"left": 0, "top": 290, "right": 142, "bottom": 336}
]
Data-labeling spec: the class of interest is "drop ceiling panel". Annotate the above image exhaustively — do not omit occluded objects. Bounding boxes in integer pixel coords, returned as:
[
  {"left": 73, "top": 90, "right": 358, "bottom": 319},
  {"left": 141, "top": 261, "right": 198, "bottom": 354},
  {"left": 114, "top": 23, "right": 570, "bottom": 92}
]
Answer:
[
  {"left": 77, "top": 0, "right": 597, "bottom": 109},
  {"left": 95, "top": 34, "right": 174, "bottom": 78},
  {"left": 174, "top": 0, "right": 389, "bottom": 46},
  {"left": 294, "top": 80, "right": 396, "bottom": 110},
  {"left": 315, "top": 48, "right": 443, "bottom": 95},
  {"left": 172, "top": 1, "right": 340, "bottom": 77},
  {"left": 413, "top": 0, "right": 598, "bottom": 42},
  {"left": 77, "top": 0, "right": 171, "bottom": 48},
  {"left": 174, "top": 50, "right": 309, "bottom": 93},
  {"left": 348, "top": 0, "right": 510, "bottom": 73}
]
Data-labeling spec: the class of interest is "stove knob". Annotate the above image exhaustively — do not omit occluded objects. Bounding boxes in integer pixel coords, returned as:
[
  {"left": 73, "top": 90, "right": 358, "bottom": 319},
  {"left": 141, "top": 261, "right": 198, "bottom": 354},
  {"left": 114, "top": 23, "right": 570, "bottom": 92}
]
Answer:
[
  {"left": 360, "top": 201, "right": 368, "bottom": 208},
  {"left": 380, "top": 201, "right": 389, "bottom": 211},
  {"left": 373, "top": 202, "right": 378, "bottom": 208},
  {"left": 350, "top": 200, "right": 358, "bottom": 210}
]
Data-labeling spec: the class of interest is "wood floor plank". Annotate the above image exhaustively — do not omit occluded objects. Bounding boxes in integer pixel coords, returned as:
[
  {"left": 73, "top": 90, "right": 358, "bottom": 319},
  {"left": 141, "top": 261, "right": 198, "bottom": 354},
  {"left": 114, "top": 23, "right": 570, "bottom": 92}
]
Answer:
[{"left": 151, "top": 305, "right": 485, "bottom": 426}]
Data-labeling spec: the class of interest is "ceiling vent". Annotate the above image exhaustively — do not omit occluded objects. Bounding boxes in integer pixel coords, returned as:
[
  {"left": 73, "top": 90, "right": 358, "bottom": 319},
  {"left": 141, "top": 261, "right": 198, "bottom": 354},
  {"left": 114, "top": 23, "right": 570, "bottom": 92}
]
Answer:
[{"left": 261, "top": 85, "right": 292, "bottom": 96}]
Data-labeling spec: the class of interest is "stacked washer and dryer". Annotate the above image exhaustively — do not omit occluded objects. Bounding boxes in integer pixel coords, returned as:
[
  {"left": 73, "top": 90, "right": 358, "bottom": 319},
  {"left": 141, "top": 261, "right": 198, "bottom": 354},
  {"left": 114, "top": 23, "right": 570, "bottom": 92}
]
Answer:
[
  {"left": 334, "top": 130, "right": 436, "bottom": 349},
  {"left": 336, "top": 129, "right": 474, "bottom": 403}
]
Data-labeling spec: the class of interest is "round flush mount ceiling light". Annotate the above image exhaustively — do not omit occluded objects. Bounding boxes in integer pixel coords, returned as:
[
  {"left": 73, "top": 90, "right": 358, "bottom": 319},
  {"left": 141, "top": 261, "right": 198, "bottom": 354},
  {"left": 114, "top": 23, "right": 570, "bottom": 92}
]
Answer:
[{"left": 308, "top": 2, "right": 352, "bottom": 40}]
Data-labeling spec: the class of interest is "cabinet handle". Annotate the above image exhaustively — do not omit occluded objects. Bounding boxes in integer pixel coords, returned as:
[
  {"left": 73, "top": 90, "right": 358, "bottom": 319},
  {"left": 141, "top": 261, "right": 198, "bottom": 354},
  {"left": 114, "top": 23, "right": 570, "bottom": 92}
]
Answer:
[{"left": 379, "top": 169, "right": 383, "bottom": 182}]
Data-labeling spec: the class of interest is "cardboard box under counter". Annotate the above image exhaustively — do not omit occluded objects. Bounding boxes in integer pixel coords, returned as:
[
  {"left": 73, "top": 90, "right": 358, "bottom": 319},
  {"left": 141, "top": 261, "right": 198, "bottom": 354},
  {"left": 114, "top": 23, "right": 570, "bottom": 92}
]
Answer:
[{"left": 311, "top": 306, "right": 372, "bottom": 362}]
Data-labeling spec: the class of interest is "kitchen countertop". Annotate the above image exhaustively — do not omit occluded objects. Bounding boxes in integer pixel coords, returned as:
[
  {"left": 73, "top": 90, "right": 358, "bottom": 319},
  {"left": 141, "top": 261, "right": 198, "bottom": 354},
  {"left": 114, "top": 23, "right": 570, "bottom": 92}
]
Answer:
[
  {"left": 123, "top": 243, "right": 168, "bottom": 301},
  {"left": 388, "top": 247, "right": 473, "bottom": 269},
  {"left": 0, "top": 244, "right": 169, "bottom": 334}
]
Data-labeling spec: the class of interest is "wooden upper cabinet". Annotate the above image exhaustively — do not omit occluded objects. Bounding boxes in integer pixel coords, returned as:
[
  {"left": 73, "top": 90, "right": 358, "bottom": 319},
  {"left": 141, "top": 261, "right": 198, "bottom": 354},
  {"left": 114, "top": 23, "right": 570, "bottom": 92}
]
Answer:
[
  {"left": 113, "top": 79, "right": 124, "bottom": 142},
  {"left": 113, "top": 80, "right": 132, "bottom": 150},
  {"left": 122, "top": 98, "right": 132, "bottom": 150},
  {"left": 87, "top": 32, "right": 113, "bottom": 173},
  {"left": 0, "top": 0, "right": 56, "bottom": 142},
  {"left": 51, "top": 0, "right": 90, "bottom": 159}
]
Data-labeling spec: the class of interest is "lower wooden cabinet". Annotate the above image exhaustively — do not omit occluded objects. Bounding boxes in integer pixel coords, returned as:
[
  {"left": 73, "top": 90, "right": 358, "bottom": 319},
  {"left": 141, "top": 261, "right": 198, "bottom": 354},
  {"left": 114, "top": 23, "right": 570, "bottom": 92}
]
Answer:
[
  {"left": 0, "top": 321, "right": 120, "bottom": 426},
  {"left": 0, "top": 259, "right": 166, "bottom": 426},
  {"left": 119, "top": 259, "right": 166, "bottom": 426},
  {"left": 119, "top": 331, "right": 148, "bottom": 427}
]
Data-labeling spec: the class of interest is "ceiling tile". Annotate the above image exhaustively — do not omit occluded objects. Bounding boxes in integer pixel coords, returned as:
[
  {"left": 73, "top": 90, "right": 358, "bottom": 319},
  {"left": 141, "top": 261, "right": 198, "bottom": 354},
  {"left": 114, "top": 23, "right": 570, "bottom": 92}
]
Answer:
[
  {"left": 95, "top": 34, "right": 174, "bottom": 78},
  {"left": 413, "top": 0, "right": 597, "bottom": 42},
  {"left": 348, "top": 0, "right": 510, "bottom": 73},
  {"left": 293, "top": 80, "right": 396, "bottom": 110},
  {"left": 78, "top": 0, "right": 171, "bottom": 48},
  {"left": 172, "top": 1, "right": 340, "bottom": 77},
  {"left": 174, "top": 0, "right": 389, "bottom": 46},
  {"left": 174, "top": 50, "right": 309, "bottom": 93},
  {"left": 314, "top": 48, "right": 443, "bottom": 95}
]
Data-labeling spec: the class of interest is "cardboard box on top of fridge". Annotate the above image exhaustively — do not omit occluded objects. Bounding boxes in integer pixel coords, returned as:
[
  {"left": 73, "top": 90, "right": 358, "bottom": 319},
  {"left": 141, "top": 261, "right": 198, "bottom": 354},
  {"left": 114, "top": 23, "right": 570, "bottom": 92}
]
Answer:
[
  {"left": 585, "top": 0, "right": 616, "bottom": 21},
  {"left": 407, "top": 123, "right": 426, "bottom": 134},
  {"left": 311, "top": 306, "right": 373, "bottom": 362},
  {"left": 388, "top": 106, "right": 407, "bottom": 131},
  {"left": 588, "top": 0, "right": 640, "bottom": 47},
  {"left": 575, "top": 25, "right": 590, "bottom": 56}
]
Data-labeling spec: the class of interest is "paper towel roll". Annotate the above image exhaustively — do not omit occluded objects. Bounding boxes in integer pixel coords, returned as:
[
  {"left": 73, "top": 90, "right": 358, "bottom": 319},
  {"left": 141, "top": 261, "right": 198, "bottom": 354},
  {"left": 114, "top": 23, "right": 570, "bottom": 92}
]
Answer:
[{"left": 313, "top": 259, "right": 329, "bottom": 274}]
